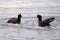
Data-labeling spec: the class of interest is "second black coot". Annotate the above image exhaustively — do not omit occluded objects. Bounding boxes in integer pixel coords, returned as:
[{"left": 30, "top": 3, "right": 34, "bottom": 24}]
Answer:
[
  {"left": 37, "top": 15, "right": 55, "bottom": 27},
  {"left": 7, "top": 14, "right": 22, "bottom": 24}
]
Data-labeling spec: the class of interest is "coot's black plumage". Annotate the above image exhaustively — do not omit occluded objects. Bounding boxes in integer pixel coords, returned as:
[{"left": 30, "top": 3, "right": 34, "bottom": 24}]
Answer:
[
  {"left": 37, "top": 15, "right": 55, "bottom": 27},
  {"left": 7, "top": 14, "right": 22, "bottom": 24}
]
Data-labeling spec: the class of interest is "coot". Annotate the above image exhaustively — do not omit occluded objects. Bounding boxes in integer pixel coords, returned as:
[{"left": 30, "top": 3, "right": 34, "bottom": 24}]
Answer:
[
  {"left": 37, "top": 15, "right": 55, "bottom": 27},
  {"left": 7, "top": 14, "right": 22, "bottom": 24}
]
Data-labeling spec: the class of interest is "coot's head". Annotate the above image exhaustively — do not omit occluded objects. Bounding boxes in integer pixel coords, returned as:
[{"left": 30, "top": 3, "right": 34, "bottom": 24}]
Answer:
[
  {"left": 18, "top": 14, "right": 22, "bottom": 18},
  {"left": 37, "top": 15, "right": 42, "bottom": 21},
  {"left": 17, "top": 14, "right": 22, "bottom": 20},
  {"left": 48, "top": 17, "right": 55, "bottom": 23}
]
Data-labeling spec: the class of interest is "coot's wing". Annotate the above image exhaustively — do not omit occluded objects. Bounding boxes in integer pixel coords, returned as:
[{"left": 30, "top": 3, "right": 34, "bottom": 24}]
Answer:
[
  {"left": 7, "top": 18, "right": 17, "bottom": 24},
  {"left": 43, "top": 17, "right": 55, "bottom": 23},
  {"left": 40, "top": 17, "right": 55, "bottom": 26},
  {"left": 39, "top": 19, "right": 50, "bottom": 26}
]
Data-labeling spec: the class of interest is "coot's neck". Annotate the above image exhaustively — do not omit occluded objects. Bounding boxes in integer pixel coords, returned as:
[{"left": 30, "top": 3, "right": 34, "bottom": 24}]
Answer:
[
  {"left": 38, "top": 17, "right": 42, "bottom": 26},
  {"left": 38, "top": 17, "right": 42, "bottom": 22},
  {"left": 17, "top": 16, "right": 21, "bottom": 24}
]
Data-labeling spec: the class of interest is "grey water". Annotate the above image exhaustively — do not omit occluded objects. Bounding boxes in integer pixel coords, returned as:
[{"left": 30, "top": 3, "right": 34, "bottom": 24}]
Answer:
[
  {"left": 0, "top": 8, "right": 60, "bottom": 40},
  {"left": 0, "top": 0, "right": 60, "bottom": 40}
]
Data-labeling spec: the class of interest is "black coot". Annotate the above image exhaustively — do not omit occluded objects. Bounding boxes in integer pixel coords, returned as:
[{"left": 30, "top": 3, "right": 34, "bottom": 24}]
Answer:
[
  {"left": 37, "top": 15, "right": 55, "bottom": 27},
  {"left": 7, "top": 14, "right": 22, "bottom": 24}
]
